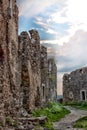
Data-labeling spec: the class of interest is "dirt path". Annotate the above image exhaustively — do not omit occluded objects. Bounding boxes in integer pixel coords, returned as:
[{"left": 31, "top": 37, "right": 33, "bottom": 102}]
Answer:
[{"left": 53, "top": 106, "right": 87, "bottom": 130}]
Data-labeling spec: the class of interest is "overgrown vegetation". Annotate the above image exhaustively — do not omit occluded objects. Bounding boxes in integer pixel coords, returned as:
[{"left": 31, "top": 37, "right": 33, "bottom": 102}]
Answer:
[
  {"left": 32, "top": 102, "right": 70, "bottom": 130},
  {"left": 74, "top": 116, "right": 87, "bottom": 129},
  {"left": 64, "top": 101, "right": 87, "bottom": 110}
]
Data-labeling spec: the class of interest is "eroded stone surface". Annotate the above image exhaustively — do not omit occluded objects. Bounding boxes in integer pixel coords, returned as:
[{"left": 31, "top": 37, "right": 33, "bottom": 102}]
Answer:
[
  {"left": 40, "top": 46, "right": 48, "bottom": 104},
  {"left": 63, "top": 67, "right": 87, "bottom": 102},
  {"left": 18, "top": 30, "right": 41, "bottom": 112},
  {"left": 48, "top": 58, "right": 57, "bottom": 101}
]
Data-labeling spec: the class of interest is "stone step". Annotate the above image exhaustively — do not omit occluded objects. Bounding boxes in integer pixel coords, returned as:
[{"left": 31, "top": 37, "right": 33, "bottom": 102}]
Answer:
[
  {"left": 18, "top": 116, "right": 47, "bottom": 125},
  {"left": 15, "top": 129, "right": 31, "bottom": 130},
  {"left": 15, "top": 116, "right": 47, "bottom": 130}
]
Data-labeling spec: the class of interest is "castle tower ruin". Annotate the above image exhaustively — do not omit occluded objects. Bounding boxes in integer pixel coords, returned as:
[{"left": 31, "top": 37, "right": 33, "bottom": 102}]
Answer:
[{"left": 18, "top": 30, "right": 41, "bottom": 112}]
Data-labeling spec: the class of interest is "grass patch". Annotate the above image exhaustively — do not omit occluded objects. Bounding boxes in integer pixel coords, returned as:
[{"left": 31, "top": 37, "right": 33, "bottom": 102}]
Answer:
[
  {"left": 32, "top": 102, "right": 70, "bottom": 130},
  {"left": 74, "top": 116, "right": 87, "bottom": 129},
  {"left": 64, "top": 101, "right": 87, "bottom": 110}
]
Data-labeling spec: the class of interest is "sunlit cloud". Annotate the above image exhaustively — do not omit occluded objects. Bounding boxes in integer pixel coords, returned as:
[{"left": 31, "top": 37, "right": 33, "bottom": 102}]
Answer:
[
  {"left": 58, "top": 30, "right": 87, "bottom": 74},
  {"left": 17, "top": 0, "right": 63, "bottom": 17}
]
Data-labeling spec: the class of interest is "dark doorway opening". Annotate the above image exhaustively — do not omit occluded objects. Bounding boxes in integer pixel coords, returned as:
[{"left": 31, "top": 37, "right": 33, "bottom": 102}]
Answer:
[
  {"left": 81, "top": 90, "right": 86, "bottom": 101},
  {"left": 0, "top": 45, "right": 4, "bottom": 62}
]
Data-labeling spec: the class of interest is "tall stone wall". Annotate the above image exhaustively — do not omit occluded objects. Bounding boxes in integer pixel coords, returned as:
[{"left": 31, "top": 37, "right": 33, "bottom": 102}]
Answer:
[
  {"left": 6, "top": 0, "right": 19, "bottom": 117},
  {"left": 48, "top": 58, "right": 57, "bottom": 101},
  {"left": 0, "top": 0, "right": 19, "bottom": 127},
  {"left": 18, "top": 30, "right": 41, "bottom": 112},
  {"left": 63, "top": 67, "right": 87, "bottom": 102},
  {"left": 40, "top": 46, "right": 48, "bottom": 104}
]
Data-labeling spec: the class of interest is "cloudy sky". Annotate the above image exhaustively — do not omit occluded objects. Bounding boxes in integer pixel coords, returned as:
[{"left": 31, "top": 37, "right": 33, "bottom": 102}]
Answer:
[{"left": 17, "top": 0, "right": 87, "bottom": 95}]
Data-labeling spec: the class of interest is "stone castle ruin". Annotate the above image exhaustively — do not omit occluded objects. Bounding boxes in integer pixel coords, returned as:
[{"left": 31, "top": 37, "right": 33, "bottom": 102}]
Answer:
[
  {"left": 18, "top": 30, "right": 41, "bottom": 112},
  {"left": 0, "top": 0, "right": 57, "bottom": 128},
  {"left": 63, "top": 67, "right": 87, "bottom": 102}
]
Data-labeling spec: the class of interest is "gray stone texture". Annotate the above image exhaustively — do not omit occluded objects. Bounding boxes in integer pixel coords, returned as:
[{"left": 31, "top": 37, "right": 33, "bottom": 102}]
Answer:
[
  {"left": 18, "top": 30, "right": 41, "bottom": 112},
  {"left": 40, "top": 46, "right": 48, "bottom": 104},
  {"left": 63, "top": 67, "right": 87, "bottom": 102},
  {"left": 48, "top": 58, "right": 57, "bottom": 101},
  {"left": 0, "top": 0, "right": 19, "bottom": 124}
]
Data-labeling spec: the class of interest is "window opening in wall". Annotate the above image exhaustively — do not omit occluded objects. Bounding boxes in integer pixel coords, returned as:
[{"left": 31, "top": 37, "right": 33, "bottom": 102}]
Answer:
[
  {"left": 79, "top": 69, "right": 84, "bottom": 75},
  {"left": 42, "top": 83, "right": 45, "bottom": 99},
  {"left": 43, "top": 86, "right": 45, "bottom": 98},
  {"left": 0, "top": 45, "right": 4, "bottom": 62},
  {"left": 79, "top": 69, "right": 82, "bottom": 72},
  {"left": 81, "top": 90, "right": 86, "bottom": 101}
]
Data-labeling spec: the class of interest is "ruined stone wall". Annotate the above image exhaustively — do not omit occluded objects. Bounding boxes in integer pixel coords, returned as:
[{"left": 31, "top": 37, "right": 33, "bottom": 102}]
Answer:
[
  {"left": 48, "top": 58, "right": 57, "bottom": 101},
  {"left": 6, "top": 0, "right": 19, "bottom": 116},
  {"left": 63, "top": 67, "right": 87, "bottom": 102},
  {"left": 0, "top": 0, "right": 19, "bottom": 128},
  {"left": 40, "top": 46, "right": 48, "bottom": 104},
  {"left": 18, "top": 30, "right": 41, "bottom": 112},
  {"left": 0, "top": 2, "right": 58, "bottom": 129}
]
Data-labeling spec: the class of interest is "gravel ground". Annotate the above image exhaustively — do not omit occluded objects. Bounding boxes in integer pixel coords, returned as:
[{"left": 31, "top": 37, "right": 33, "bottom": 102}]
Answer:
[{"left": 53, "top": 106, "right": 87, "bottom": 130}]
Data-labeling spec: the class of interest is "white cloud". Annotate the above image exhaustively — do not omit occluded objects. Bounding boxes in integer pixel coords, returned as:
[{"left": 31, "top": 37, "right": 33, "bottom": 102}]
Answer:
[
  {"left": 35, "top": 17, "right": 61, "bottom": 38},
  {"left": 41, "top": 40, "right": 63, "bottom": 46},
  {"left": 66, "top": 0, "right": 87, "bottom": 24},
  {"left": 57, "top": 30, "right": 87, "bottom": 94},
  {"left": 48, "top": 0, "right": 87, "bottom": 45},
  {"left": 58, "top": 30, "right": 87, "bottom": 75},
  {"left": 17, "top": 0, "right": 63, "bottom": 17},
  {"left": 34, "top": 17, "right": 50, "bottom": 29},
  {"left": 51, "top": 0, "right": 87, "bottom": 26}
]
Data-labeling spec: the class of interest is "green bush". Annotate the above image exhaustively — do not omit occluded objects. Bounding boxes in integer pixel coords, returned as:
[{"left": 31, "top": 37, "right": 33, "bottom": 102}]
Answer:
[
  {"left": 47, "top": 102, "right": 63, "bottom": 113},
  {"left": 32, "top": 102, "right": 70, "bottom": 130},
  {"left": 64, "top": 101, "right": 87, "bottom": 110}
]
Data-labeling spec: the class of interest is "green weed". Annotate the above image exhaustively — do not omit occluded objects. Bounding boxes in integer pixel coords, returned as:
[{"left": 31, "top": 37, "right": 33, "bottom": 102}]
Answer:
[
  {"left": 74, "top": 116, "right": 87, "bottom": 129},
  {"left": 32, "top": 102, "right": 70, "bottom": 130},
  {"left": 64, "top": 101, "right": 87, "bottom": 110}
]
